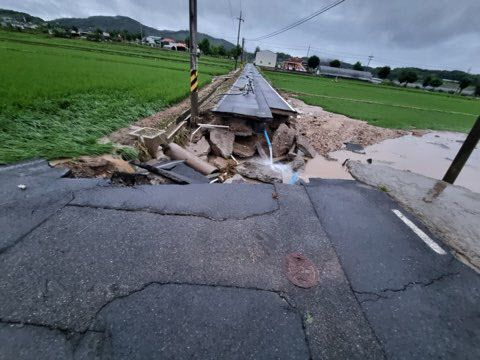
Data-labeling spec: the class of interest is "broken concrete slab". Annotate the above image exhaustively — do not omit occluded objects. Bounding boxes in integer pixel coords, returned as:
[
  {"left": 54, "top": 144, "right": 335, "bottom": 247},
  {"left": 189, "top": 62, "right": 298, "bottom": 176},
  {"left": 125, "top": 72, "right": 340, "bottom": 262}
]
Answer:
[
  {"left": 237, "top": 161, "right": 283, "bottom": 183},
  {"left": 272, "top": 124, "right": 295, "bottom": 157},
  {"left": 347, "top": 161, "right": 480, "bottom": 272},
  {"left": 228, "top": 118, "right": 253, "bottom": 137},
  {"left": 223, "top": 174, "right": 248, "bottom": 184},
  {"left": 210, "top": 156, "right": 230, "bottom": 170},
  {"left": 233, "top": 135, "right": 257, "bottom": 158},
  {"left": 296, "top": 134, "right": 317, "bottom": 158},
  {"left": 0, "top": 184, "right": 383, "bottom": 358},
  {"left": 186, "top": 136, "right": 211, "bottom": 158},
  {"left": 292, "top": 155, "right": 305, "bottom": 171},
  {"left": 71, "top": 184, "right": 278, "bottom": 220},
  {"left": 209, "top": 129, "right": 235, "bottom": 158}
]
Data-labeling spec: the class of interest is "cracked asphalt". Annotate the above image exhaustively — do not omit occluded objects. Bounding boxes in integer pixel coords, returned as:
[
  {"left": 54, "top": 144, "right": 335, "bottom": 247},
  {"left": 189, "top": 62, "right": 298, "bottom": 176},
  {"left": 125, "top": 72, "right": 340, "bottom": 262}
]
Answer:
[{"left": 0, "top": 160, "right": 479, "bottom": 359}]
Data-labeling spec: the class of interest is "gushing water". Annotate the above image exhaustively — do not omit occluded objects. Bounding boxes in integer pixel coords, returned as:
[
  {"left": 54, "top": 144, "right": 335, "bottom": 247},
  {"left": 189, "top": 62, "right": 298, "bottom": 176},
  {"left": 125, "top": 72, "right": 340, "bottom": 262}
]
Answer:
[{"left": 263, "top": 128, "right": 273, "bottom": 166}]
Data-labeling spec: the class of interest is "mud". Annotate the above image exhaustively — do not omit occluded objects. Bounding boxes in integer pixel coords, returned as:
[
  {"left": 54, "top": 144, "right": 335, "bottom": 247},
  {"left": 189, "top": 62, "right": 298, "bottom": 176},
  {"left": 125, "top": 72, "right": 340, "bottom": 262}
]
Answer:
[{"left": 330, "top": 132, "right": 479, "bottom": 194}]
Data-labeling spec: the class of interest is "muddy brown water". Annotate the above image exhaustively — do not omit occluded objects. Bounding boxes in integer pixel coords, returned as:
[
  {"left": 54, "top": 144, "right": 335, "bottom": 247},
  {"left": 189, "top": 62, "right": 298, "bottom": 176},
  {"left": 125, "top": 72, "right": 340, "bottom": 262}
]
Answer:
[{"left": 302, "top": 132, "right": 480, "bottom": 194}]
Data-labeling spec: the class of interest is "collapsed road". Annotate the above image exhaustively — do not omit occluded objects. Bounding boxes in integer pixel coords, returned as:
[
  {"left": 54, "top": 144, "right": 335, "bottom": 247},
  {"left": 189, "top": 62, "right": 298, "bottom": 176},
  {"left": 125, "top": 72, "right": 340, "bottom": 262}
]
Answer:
[{"left": 0, "top": 159, "right": 479, "bottom": 359}]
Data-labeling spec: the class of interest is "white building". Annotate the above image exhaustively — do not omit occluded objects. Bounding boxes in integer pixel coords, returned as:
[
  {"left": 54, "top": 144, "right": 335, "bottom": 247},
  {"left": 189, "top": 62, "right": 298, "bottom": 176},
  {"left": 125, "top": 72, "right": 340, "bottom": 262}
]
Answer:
[{"left": 254, "top": 50, "right": 277, "bottom": 69}]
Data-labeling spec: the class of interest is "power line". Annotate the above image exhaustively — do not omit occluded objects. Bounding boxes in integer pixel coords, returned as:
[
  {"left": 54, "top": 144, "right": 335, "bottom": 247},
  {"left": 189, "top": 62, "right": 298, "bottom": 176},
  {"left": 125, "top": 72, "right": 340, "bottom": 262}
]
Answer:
[
  {"left": 247, "top": 0, "right": 346, "bottom": 41},
  {"left": 225, "top": 0, "right": 236, "bottom": 31}
]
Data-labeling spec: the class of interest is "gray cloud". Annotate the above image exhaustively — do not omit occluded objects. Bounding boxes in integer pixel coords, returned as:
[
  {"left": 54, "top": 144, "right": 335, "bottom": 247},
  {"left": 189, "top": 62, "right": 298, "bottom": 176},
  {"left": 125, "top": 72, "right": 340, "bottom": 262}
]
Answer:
[{"left": 1, "top": 0, "right": 478, "bottom": 72}]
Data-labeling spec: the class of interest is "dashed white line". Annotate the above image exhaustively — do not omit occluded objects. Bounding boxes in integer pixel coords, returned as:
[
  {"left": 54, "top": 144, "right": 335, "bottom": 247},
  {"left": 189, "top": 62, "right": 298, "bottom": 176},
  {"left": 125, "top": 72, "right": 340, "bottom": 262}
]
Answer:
[{"left": 392, "top": 209, "right": 447, "bottom": 255}]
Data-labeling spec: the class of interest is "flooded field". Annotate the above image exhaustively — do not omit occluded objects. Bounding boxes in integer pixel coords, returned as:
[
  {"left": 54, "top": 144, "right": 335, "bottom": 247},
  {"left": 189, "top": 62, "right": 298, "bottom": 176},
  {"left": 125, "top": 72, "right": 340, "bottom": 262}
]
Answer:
[{"left": 302, "top": 132, "right": 480, "bottom": 194}]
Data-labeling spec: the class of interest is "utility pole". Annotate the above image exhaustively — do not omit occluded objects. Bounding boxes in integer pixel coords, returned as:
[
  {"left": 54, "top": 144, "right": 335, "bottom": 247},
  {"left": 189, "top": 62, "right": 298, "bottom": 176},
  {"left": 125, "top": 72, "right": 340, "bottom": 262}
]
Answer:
[
  {"left": 140, "top": 23, "right": 143, "bottom": 42},
  {"left": 189, "top": 0, "right": 198, "bottom": 125},
  {"left": 234, "top": 11, "right": 244, "bottom": 70},
  {"left": 443, "top": 116, "right": 480, "bottom": 184},
  {"left": 241, "top": 37, "right": 245, "bottom": 65},
  {"left": 307, "top": 45, "right": 310, "bottom": 58},
  {"left": 367, "top": 54, "right": 374, "bottom": 67}
]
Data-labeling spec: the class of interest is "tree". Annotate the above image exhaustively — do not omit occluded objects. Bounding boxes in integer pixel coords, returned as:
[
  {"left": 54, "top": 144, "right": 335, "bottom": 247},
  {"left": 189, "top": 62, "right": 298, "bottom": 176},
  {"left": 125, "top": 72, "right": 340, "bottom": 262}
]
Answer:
[
  {"left": 422, "top": 75, "right": 433, "bottom": 88},
  {"left": 329, "top": 59, "right": 341, "bottom": 68},
  {"left": 430, "top": 78, "right": 443, "bottom": 89},
  {"left": 307, "top": 55, "right": 320, "bottom": 70},
  {"left": 398, "top": 70, "right": 418, "bottom": 87},
  {"left": 218, "top": 45, "right": 226, "bottom": 57},
  {"left": 353, "top": 61, "right": 363, "bottom": 71},
  {"left": 254, "top": 46, "right": 260, "bottom": 55},
  {"left": 210, "top": 45, "right": 219, "bottom": 56},
  {"left": 378, "top": 66, "right": 391, "bottom": 80},
  {"left": 198, "top": 38, "right": 210, "bottom": 55},
  {"left": 474, "top": 84, "right": 480, "bottom": 97},
  {"left": 458, "top": 77, "right": 472, "bottom": 94},
  {"left": 230, "top": 45, "right": 242, "bottom": 59}
]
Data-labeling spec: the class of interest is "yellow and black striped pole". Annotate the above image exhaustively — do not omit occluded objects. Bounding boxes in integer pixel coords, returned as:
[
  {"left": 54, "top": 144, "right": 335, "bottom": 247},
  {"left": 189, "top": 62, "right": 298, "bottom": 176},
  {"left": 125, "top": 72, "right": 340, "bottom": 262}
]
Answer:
[
  {"left": 190, "top": 69, "right": 198, "bottom": 93},
  {"left": 189, "top": 0, "right": 198, "bottom": 126}
]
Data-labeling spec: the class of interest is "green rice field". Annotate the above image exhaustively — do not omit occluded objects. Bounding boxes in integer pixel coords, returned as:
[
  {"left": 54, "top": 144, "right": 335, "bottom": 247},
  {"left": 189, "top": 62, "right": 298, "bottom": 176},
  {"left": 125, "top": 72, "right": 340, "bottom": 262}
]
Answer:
[
  {"left": 0, "top": 30, "right": 232, "bottom": 164},
  {"left": 264, "top": 70, "right": 480, "bottom": 133}
]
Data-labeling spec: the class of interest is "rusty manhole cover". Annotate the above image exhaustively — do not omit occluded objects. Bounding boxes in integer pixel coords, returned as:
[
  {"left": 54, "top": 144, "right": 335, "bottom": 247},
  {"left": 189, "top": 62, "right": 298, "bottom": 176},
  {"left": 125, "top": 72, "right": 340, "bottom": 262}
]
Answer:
[{"left": 283, "top": 253, "right": 319, "bottom": 288}]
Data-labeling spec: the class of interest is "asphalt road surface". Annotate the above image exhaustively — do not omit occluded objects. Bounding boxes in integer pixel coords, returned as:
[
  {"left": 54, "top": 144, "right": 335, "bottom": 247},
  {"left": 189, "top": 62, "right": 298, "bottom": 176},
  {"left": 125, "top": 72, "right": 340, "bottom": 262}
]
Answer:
[{"left": 0, "top": 160, "right": 478, "bottom": 359}]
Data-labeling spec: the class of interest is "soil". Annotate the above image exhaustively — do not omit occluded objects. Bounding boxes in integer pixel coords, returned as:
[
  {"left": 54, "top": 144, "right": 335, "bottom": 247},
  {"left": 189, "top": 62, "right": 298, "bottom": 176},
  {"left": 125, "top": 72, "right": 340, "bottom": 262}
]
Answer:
[
  {"left": 286, "top": 96, "right": 408, "bottom": 156},
  {"left": 106, "top": 72, "right": 238, "bottom": 146}
]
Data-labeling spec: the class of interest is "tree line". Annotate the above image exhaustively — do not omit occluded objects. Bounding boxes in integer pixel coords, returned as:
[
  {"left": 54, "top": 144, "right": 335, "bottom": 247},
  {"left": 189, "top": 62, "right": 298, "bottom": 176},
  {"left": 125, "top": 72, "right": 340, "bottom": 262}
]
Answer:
[{"left": 304, "top": 54, "right": 480, "bottom": 96}]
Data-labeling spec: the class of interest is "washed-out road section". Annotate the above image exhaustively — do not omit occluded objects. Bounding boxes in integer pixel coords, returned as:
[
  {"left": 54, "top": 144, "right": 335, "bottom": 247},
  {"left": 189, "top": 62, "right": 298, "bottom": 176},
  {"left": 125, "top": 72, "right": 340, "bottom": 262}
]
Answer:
[{"left": 0, "top": 160, "right": 478, "bottom": 359}]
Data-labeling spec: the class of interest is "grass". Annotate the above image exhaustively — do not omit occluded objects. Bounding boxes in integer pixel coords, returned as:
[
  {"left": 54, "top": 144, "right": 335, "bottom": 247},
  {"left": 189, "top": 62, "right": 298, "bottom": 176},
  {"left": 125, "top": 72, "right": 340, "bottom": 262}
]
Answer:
[
  {"left": 263, "top": 70, "right": 480, "bottom": 133},
  {"left": 0, "top": 30, "right": 232, "bottom": 164}
]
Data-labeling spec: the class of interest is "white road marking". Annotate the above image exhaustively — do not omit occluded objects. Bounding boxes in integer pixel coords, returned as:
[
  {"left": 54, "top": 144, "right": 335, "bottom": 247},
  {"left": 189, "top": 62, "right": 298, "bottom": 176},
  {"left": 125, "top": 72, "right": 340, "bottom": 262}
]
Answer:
[{"left": 392, "top": 209, "right": 447, "bottom": 255}]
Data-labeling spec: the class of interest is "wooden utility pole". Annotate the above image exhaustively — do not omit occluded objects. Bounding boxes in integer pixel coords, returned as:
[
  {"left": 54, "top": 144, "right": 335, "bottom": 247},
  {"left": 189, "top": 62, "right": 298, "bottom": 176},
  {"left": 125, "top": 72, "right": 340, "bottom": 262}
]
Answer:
[
  {"left": 241, "top": 37, "right": 245, "bottom": 65},
  {"left": 234, "top": 11, "right": 244, "bottom": 70},
  {"left": 189, "top": 0, "right": 198, "bottom": 125},
  {"left": 367, "top": 54, "right": 374, "bottom": 67},
  {"left": 443, "top": 115, "right": 480, "bottom": 184}
]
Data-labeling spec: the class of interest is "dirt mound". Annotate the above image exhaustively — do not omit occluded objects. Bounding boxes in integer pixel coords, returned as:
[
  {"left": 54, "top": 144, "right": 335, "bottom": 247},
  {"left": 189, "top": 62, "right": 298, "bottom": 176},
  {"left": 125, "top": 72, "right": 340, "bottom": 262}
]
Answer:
[{"left": 288, "top": 97, "right": 407, "bottom": 156}]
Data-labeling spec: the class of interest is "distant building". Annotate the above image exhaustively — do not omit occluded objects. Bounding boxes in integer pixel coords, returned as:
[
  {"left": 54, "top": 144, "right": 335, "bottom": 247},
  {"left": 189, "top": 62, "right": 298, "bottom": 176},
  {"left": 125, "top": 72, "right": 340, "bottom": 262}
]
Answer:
[
  {"left": 282, "top": 58, "right": 306, "bottom": 72},
  {"left": 254, "top": 50, "right": 277, "bottom": 69},
  {"left": 316, "top": 65, "right": 373, "bottom": 81},
  {"left": 145, "top": 36, "right": 163, "bottom": 47}
]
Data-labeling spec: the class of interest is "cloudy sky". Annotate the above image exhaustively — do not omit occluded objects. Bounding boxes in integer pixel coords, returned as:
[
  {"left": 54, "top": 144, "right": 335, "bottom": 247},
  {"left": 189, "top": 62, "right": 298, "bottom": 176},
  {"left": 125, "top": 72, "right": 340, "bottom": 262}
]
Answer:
[{"left": 1, "top": 0, "right": 478, "bottom": 73}]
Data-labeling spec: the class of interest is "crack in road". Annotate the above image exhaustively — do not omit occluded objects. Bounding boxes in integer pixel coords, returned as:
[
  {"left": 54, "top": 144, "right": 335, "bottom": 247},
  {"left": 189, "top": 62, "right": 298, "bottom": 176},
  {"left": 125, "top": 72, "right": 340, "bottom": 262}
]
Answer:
[
  {"left": 0, "top": 192, "right": 76, "bottom": 256},
  {"left": 354, "top": 272, "right": 460, "bottom": 304},
  {"left": 88, "top": 281, "right": 313, "bottom": 359},
  {"left": 0, "top": 318, "right": 104, "bottom": 336}
]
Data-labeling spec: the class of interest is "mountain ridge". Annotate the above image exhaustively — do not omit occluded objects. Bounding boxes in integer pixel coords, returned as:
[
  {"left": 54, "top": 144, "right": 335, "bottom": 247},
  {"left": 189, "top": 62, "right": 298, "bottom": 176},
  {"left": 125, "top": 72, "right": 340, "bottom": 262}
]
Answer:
[{"left": 50, "top": 15, "right": 235, "bottom": 49}]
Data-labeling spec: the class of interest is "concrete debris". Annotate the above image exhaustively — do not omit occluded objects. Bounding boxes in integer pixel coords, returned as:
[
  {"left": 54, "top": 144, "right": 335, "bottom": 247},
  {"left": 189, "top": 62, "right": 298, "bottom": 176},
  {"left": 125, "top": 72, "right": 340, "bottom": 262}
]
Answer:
[
  {"left": 291, "top": 155, "right": 305, "bottom": 171},
  {"left": 187, "top": 136, "right": 211, "bottom": 158},
  {"left": 272, "top": 124, "right": 296, "bottom": 157},
  {"left": 223, "top": 174, "right": 248, "bottom": 184},
  {"left": 296, "top": 134, "right": 317, "bottom": 158},
  {"left": 228, "top": 118, "right": 254, "bottom": 137},
  {"left": 233, "top": 136, "right": 257, "bottom": 158},
  {"left": 17, "top": 184, "right": 27, "bottom": 190},
  {"left": 211, "top": 156, "right": 230, "bottom": 170},
  {"left": 237, "top": 161, "right": 283, "bottom": 184},
  {"left": 209, "top": 129, "right": 235, "bottom": 158}
]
